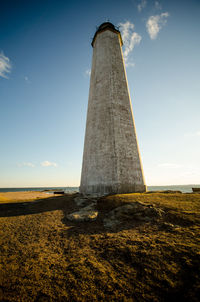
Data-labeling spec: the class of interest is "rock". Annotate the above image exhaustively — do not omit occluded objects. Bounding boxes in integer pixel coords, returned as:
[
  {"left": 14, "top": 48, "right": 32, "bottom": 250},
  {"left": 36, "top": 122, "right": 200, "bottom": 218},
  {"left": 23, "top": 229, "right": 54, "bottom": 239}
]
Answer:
[
  {"left": 162, "top": 190, "right": 182, "bottom": 194},
  {"left": 103, "top": 217, "right": 120, "bottom": 229},
  {"left": 103, "top": 202, "right": 164, "bottom": 229},
  {"left": 74, "top": 197, "right": 98, "bottom": 207},
  {"left": 146, "top": 190, "right": 182, "bottom": 194},
  {"left": 144, "top": 207, "right": 163, "bottom": 218},
  {"left": 67, "top": 203, "right": 98, "bottom": 222},
  {"left": 74, "top": 197, "right": 88, "bottom": 207},
  {"left": 54, "top": 191, "right": 65, "bottom": 194}
]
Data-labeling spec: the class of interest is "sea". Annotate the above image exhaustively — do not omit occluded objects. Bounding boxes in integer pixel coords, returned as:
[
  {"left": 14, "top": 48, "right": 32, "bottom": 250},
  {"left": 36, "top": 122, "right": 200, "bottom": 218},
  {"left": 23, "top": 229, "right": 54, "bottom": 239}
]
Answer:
[{"left": 0, "top": 185, "right": 199, "bottom": 193}]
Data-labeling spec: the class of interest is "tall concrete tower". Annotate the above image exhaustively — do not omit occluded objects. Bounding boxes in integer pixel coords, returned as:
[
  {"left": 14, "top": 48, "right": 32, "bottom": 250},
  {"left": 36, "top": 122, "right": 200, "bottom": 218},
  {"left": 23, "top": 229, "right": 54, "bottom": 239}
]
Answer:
[{"left": 80, "top": 22, "right": 146, "bottom": 195}]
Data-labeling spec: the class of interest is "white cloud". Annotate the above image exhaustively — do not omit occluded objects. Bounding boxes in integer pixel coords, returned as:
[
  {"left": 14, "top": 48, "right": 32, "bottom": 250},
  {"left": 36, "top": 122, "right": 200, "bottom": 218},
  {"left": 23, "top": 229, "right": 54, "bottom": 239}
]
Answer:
[
  {"left": 137, "top": 0, "right": 147, "bottom": 12},
  {"left": 155, "top": 1, "right": 162, "bottom": 10},
  {"left": 184, "top": 131, "right": 200, "bottom": 137},
  {"left": 85, "top": 69, "right": 91, "bottom": 76},
  {"left": 18, "top": 162, "right": 35, "bottom": 168},
  {"left": 146, "top": 12, "right": 169, "bottom": 39},
  {"left": 182, "top": 170, "right": 200, "bottom": 177},
  {"left": 0, "top": 52, "right": 11, "bottom": 79},
  {"left": 125, "top": 61, "right": 135, "bottom": 68},
  {"left": 158, "top": 163, "right": 182, "bottom": 168},
  {"left": 41, "top": 160, "right": 57, "bottom": 167},
  {"left": 24, "top": 76, "right": 31, "bottom": 83},
  {"left": 118, "top": 21, "right": 142, "bottom": 66}
]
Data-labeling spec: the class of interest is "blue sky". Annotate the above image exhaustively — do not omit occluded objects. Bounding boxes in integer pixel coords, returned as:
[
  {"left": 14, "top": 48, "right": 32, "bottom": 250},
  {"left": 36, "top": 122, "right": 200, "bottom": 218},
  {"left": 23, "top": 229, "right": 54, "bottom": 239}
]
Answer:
[{"left": 0, "top": 0, "right": 200, "bottom": 187}]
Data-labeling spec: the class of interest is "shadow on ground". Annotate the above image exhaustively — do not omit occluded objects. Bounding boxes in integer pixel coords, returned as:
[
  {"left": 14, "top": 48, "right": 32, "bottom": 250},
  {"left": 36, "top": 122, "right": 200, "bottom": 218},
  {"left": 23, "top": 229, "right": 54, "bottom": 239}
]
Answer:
[
  {"left": 0, "top": 193, "right": 150, "bottom": 235},
  {"left": 0, "top": 194, "right": 77, "bottom": 217},
  {"left": 0, "top": 193, "right": 197, "bottom": 237}
]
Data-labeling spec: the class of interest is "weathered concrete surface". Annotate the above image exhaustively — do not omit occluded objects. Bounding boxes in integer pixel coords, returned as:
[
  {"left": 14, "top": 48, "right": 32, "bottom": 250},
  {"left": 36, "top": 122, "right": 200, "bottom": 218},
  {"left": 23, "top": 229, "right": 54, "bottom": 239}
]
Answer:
[{"left": 80, "top": 23, "right": 146, "bottom": 196}]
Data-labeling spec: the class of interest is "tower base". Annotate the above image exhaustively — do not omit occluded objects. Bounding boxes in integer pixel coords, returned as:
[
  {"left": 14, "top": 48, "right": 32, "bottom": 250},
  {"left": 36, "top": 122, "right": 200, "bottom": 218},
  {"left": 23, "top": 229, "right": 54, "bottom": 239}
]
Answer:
[{"left": 79, "top": 183, "right": 147, "bottom": 196}]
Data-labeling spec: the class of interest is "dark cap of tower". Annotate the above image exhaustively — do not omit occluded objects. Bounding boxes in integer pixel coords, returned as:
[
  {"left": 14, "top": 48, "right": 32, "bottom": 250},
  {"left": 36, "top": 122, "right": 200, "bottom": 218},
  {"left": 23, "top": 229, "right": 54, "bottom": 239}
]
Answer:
[
  {"left": 91, "top": 22, "right": 123, "bottom": 47},
  {"left": 98, "top": 22, "right": 116, "bottom": 31}
]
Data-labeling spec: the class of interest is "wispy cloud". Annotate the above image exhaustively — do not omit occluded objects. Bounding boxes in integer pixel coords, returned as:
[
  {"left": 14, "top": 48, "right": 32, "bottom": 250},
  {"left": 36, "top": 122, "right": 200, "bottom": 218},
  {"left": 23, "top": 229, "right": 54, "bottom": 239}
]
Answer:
[
  {"left": 182, "top": 169, "right": 200, "bottom": 177},
  {"left": 137, "top": 0, "right": 147, "bottom": 12},
  {"left": 146, "top": 12, "right": 169, "bottom": 39},
  {"left": 41, "top": 160, "right": 57, "bottom": 167},
  {"left": 158, "top": 163, "right": 182, "bottom": 168},
  {"left": 85, "top": 69, "right": 91, "bottom": 77},
  {"left": 184, "top": 131, "right": 200, "bottom": 137},
  {"left": 0, "top": 52, "right": 11, "bottom": 79},
  {"left": 155, "top": 1, "right": 162, "bottom": 10},
  {"left": 118, "top": 21, "right": 142, "bottom": 66},
  {"left": 24, "top": 76, "right": 31, "bottom": 83},
  {"left": 18, "top": 162, "right": 35, "bottom": 168},
  {"left": 125, "top": 61, "right": 135, "bottom": 68}
]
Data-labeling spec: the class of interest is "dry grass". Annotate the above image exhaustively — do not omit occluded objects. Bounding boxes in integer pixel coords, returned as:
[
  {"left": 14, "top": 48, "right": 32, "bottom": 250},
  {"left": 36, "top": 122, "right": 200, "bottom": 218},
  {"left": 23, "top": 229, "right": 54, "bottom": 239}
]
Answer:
[
  {"left": 0, "top": 192, "right": 55, "bottom": 203},
  {"left": 0, "top": 192, "right": 200, "bottom": 301}
]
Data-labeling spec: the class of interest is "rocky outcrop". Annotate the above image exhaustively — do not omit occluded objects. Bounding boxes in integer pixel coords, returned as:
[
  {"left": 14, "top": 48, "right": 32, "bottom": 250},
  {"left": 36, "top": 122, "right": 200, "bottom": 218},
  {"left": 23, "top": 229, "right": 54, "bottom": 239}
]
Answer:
[
  {"left": 67, "top": 203, "right": 98, "bottom": 222},
  {"left": 103, "top": 202, "right": 164, "bottom": 229},
  {"left": 74, "top": 196, "right": 97, "bottom": 207},
  {"left": 67, "top": 197, "right": 164, "bottom": 228}
]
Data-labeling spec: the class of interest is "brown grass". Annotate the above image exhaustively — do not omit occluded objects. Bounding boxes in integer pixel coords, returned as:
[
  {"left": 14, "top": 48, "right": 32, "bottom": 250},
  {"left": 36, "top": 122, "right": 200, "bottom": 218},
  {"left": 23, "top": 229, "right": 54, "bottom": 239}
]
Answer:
[
  {"left": 0, "top": 192, "right": 55, "bottom": 203},
  {"left": 0, "top": 192, "right": 200, "bottom": 301}
]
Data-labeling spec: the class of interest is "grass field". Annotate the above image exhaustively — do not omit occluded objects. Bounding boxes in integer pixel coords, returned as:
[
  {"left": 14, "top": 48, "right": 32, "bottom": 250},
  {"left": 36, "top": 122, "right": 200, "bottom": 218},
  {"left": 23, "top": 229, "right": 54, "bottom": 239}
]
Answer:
[{"left": 0, "top": 191, "right": 200, "bottom": 301}]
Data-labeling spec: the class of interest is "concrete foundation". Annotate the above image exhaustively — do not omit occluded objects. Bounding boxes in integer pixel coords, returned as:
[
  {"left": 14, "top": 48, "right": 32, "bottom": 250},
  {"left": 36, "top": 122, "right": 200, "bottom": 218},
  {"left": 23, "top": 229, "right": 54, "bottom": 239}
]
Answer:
[{"left": 80, "top": 22, "right": 146, "bottom": 196}]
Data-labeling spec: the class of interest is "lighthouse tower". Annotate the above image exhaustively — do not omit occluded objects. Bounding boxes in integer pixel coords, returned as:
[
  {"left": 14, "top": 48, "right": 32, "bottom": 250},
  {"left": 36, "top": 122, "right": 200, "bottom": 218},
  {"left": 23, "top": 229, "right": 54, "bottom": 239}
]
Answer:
[{"left": 80, "top": 22, "right": 146, "bottom": 195}]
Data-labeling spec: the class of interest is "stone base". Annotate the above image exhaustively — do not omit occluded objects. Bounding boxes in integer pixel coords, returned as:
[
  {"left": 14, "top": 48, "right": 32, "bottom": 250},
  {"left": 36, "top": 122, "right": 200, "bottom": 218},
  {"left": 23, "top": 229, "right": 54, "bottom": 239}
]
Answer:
[{"left": 79, "top": 183, "right": 147, "bottom": 196}]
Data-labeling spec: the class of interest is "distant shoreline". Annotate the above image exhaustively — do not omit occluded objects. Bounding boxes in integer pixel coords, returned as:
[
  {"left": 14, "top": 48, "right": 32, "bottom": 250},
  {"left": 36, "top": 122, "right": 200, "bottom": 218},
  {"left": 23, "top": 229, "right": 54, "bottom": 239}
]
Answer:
[{"left": 0, "top": 184, "right": 200, "bottom": 193}]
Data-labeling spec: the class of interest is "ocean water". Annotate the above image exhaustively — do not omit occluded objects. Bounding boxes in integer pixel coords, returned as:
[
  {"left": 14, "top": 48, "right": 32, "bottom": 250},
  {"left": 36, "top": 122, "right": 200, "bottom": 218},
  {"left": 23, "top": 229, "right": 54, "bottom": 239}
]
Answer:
[
  {"left": 0, "top": 187, "right": 79, "bottom": 193},
  {"left": 0, "top": 185, "right": 199, "bottom": 193},
  {"left": 148, "top": 185, "right": 200, "bottom": 193}
]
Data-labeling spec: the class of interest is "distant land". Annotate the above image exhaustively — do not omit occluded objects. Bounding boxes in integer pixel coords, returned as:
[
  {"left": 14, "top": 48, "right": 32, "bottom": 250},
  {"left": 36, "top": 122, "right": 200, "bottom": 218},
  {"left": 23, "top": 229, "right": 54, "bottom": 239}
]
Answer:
[{"left": 0, "top": 184, "right": 200, "bottom": 193}]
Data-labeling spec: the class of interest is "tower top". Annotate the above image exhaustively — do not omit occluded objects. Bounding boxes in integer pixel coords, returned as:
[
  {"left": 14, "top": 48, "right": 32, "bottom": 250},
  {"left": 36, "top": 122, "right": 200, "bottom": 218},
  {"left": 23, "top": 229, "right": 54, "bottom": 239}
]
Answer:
[{"left": 91, "top": 22, "right": 123, "bottom": 47}]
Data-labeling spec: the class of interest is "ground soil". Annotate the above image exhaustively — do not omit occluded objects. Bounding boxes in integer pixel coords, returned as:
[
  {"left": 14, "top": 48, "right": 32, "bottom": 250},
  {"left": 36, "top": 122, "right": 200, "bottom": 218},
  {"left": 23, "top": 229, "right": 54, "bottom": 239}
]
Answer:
[{"left": 0, "top": 191, "right": 200, "bottom": 301}]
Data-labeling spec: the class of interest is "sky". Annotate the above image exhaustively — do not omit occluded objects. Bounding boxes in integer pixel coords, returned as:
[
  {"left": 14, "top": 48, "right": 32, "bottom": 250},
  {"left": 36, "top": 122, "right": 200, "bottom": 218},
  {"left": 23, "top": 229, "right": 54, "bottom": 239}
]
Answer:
[{"left": 0, "top": 0, "right": 200, "bottom": 187}]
